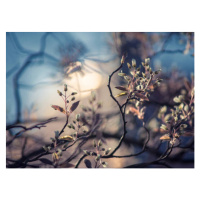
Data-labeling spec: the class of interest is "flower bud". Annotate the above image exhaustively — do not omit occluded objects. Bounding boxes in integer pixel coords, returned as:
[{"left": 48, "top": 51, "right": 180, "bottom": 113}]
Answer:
[
  {"left": 102, "top": 161, "right": 108, "bottom": 168},
  {"left": 160, "top": 106, "right": 167, "bottom": 114},
  {"left": 184, "top": 105, "right": 189, "bottom": 113},
  {"left": 105, "top": 148, "right": 111, "bottom": 155},
  {"left": 76, "top": 114, "right": 80, "bottom": 121},
  {"left": 71, "top": 96, "right": 75, "bottom": 101},
  {"left": 145, "top": 58, "right": 150, "bottom": 65},
  {"left": 64, "top": 84, "right": 68, "bottom": 91},
  {"left": 71, "top": 92, "right": 77, "bottom": 95},
  {"left": 127, "top": 63, "right": 131, "bottom": 69},
  {"left": 93, "top": 140, "right": 96, "bottom": 148},
  {"left": 83, "top": 150, "right": 90, "bottom": 155},
  {"left": 121, "top": 55, "right": 125, "bottom": 64},
  {"left": 98, "top": 139, "right": 102, "bottom": 147},
  {"left": 160, "top": 124, "right": 168, "bottom": 131},
  {"left": 95, "top": 154, "right": 101, "bottom": 162},
  {"left": 57, "top": 90, "right": 62, "bottom": 96},
  {"left": 132, "top": 59, "right": 136, "bottom": 67},
  {"left": 180, "top": 124, "right": 187, "bottom": 129},
  {"left": 155, "top": 69, "right": 161, "bottom": 74},
  {"left": 97, "top": 102, "right": 102, "bottom": 109},
  {"left": 91, "top": 91, "right": 96, "bottom": 101}
]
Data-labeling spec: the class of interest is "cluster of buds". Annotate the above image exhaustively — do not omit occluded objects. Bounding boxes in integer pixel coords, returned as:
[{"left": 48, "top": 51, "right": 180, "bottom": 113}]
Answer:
[
  {"left": 64, "top": 113, "right": 88, "bottom": 141},
  {"left": 43, "top": 129, "right": 65, "bottom": 166},
  {"left": 51, "top": 84, "right": 79, "bottom": 117},
  {"left": 82, "top": 91, "right": 102, "bottom": 111},
  {"left": 48, "top": 84, "right": 81, "bottom": 165},
  {"left": 127, "top": 101, "right": 146, "bottom": 120},
  {"left": 52, "top": 115, "right": 88, "bottom": 150},
  {"left": 52, "top": 148, "right": 62, "bottom": 166},
  {"left": 80, "top": 91, "right": 102, "bottom": 125},
  {"left": 158, "top": 86, "right": 194, "bottom": 145},
  {"left": 116, "top": 57, "right": 162, "bottom": 99},
  {"left": 83, "top": 139, "right": 111, "bottom": 168},
  {"left": 116, "top": 57, "right": 162, "bottom": 121}
]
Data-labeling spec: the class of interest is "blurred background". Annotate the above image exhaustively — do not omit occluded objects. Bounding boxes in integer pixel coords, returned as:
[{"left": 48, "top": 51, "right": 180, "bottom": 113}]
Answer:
[{"left": 6, "top": 32, "right": 194, "bottom": 168}]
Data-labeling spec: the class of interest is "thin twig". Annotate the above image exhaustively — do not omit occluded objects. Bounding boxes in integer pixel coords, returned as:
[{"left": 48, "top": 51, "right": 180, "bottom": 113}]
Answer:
[{"left": 106, "top": 63, "right": 128, "bottom": 156}]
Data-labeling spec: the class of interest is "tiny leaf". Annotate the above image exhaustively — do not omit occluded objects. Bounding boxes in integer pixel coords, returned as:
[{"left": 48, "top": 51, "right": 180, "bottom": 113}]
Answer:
[
  {"left": 93, "top": 140, "right": 97, "bottom": 148},
  {"left": 95, "top": 154, "right": 101, "bottom": 162},
  {"left": 129, "top": 107, "right": 140, "bottom": 116},
  {"left": 115, "top": 92, "right": 128, "bottom": 98},
  {"left": 57, "top": 90, "right": 62, "bottom": 96},
  {"left": 134, "top": 93, "right": 149, "bottom": 101},
  {"left": 83, "top": 150, "right": 90, "bottom": 155},
  {"left": 71, "top": 92, "right": 78, "bottom": 95},
  {"left": 145, "top": 58, "right": 150, "bottom": 64},
  {"left": 84, "top": 159, "right": 92, "bottom": 168},
  {"left": 160, "top": 106, "right": 167, "bottom": 114},
  {"left": 127, "top": 63, "right": 131, "bottom": 69},
  {"left": 160, "top": 134, "right": 170, "bottom": 140},
  {"left": 179, "top": 103, "right": 184, "bottom": 110},
  {"left": 132, "top": 59, "right": 136, "bottom": 67},
  {"left": 51, "top": 105, "right": 66, "bottom": 114},
  {"left": 184, "top": 105, "right": 189, "bottom": 113},
  {"left": 160, "top": 124, "right": 168, "bottom": 131},
  {"left": 118, "top": 73, "right": 126, "bottom": 77},
  {"left": 59, "top": 135, "right": 74, "bottom": 141},
  {"left": 136, "top": 85, "right": 143, "bottom": 90},
  {"left": 57, "top": 148, "right": 62, "bottom": 156},
  {"left": 70, "top": 101, "right": 80, "bottom": 113},
  {"left": 98, "top": 139, "right": 102, "bottom": 147},
  {"left": 115, "top": 86, "right": 128, "bottom": 91},
  {"left": 102, "top": 161, "right": 108, "bottom": 168},
  {"left": 105, "top": 148, "right": 111, "bottom": 155},
  {"left": 173, "top": 96, "right": 181, "bottom": 103},
  {"left": 54, "top": 131, "right": 59, "bottom": 139},
  {"left": 155, "top": 69, "right": 161, "bottom": 74},
  {"left": 71, "top": 97, "right": 75, "bottom": 101},
  {"left": 64, "top": 84, "right": 68, "bottom": 91},
  {"left": 180, "top": 124, "right": 188, "bottom": 129},
  {"left": 76, "top": 114, "right": 80, "bottom": 121},
  {"left": 164, "top": 114, "right": 171, "bottom": 122}
]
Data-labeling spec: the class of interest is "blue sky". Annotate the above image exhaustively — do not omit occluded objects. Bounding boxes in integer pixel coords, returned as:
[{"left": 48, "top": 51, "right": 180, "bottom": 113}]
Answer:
[{"left": 6, "top": 32, "right": 194, "bottom": 124}]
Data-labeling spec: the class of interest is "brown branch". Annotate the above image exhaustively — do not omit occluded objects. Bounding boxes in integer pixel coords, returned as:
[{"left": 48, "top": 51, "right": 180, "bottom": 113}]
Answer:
[
  {"left": 124, "top": 142, "right": 174, "bottom": 168},
  {"left": 6, "top": 117, "right": 57, "bottom": 146},
  {"left": 58, "top": 116, "right": 69, "bottom": 137},
  {"left": 21, "top": 137, "right": 28, "bottom": 157},
  {"left": 75, "top": 154, "right": 87, "bottom": 168},
  {"left": 106, "top": 63, "right": 128, "bottom": 156},
  {"left": 108, "top": 122, "right": 150, "bottom": 158}
]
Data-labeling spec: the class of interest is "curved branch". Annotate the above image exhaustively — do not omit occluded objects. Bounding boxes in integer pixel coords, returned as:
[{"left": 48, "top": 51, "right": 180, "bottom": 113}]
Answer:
[
  {"left": 106, "top": 63, "right": 129, "bottom": 156},
  {"left": 75, "top": 154, "right": 87, "bottom": 168},
  {"left": 108, "top": 122, "right": 150, "bottom": 158},
  {"left": 6, "top": 117, "right": 57, "bottom": 146},
  {"left": 12, "top": 33, "right": 59, "bottom": 124}
]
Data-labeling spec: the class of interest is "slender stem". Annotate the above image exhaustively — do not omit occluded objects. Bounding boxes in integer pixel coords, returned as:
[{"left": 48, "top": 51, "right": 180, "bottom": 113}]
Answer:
[
  {"left": 58, "top": 115, "right": 69, "bottom": 137},
  {"left": 103, "top": 121, "right": 150, "bottom": 158},
  {"left": 106, "top": 63, "right": 129, "bottom": 156},
  {"left": 124, "top": 143, "right": 174, "bottom": 168},
  {"left": 75, "top": 154, "right": 87, "bottom": 168}
]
